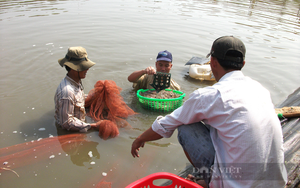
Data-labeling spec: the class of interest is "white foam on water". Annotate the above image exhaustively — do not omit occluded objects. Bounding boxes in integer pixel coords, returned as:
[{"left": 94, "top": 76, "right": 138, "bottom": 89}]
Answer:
[
  {"left": 49, "top": 155, "right": 55, "bottom": 159},
  {"left": 88, "top": 151, "right": 93, "bottom": 157}
]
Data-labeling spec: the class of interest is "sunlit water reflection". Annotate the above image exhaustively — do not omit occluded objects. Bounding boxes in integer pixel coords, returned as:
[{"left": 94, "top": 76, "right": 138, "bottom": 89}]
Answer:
[{"left": 0, "top": 0, "right": 299, "bottom": 187}]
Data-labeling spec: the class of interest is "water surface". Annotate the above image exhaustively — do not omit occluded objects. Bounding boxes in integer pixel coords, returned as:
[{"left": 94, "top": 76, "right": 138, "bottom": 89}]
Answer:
[{"left": 0, "top": 0, "right": 299, "bottom": 187}]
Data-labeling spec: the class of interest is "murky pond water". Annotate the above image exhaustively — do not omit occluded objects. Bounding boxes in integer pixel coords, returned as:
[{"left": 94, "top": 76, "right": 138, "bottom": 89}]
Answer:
[{"left": 0, "top": 0, "right": 299, "bottom": 187}]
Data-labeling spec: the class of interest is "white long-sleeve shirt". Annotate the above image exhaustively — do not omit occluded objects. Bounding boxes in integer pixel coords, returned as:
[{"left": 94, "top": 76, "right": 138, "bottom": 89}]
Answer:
[
  {"left": 152, "top": 71, "right": 287, "bottom": 188},
  {"left": 54, "top": 75, "right": 91, "bottom": 132}
]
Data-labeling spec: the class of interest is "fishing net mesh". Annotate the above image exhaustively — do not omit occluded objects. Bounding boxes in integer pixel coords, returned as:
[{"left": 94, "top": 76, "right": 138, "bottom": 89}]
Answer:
[
  {"left": 96, "top": 181, "right": 112, "bottom": 188},
  {"left": 85, "top": 80, "right": 136, "bottom": 139}
]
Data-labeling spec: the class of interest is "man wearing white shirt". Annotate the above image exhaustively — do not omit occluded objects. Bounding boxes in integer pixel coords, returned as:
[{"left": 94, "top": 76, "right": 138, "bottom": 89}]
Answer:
[{"left": 131, "top": 36, "right": 287, "bottom": 188}]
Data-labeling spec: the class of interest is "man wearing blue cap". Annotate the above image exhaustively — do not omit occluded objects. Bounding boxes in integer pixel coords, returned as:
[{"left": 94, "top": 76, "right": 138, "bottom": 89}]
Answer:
[
  {"left": 131, "top": 37, "right": 287, "bottom": 188},
  {"left": 128, "top": 50, "right": 180, "bottom": 91}
]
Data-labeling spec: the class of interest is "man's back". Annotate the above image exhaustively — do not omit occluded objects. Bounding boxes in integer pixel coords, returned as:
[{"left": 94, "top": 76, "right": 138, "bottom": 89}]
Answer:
[{"left": 206, "top": 71, "right": 287, "bottom": 187}]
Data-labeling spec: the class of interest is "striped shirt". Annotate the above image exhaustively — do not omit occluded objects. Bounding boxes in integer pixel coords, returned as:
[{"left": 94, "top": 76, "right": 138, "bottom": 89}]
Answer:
[{"left": 54, "top": 75, "right": 91, "bottom": 132}]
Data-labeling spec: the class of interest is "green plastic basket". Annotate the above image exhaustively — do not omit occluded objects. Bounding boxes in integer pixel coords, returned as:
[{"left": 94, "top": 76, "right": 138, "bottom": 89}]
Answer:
[{"left": 137, "top": 89, "right": 185, "bottom": 112}]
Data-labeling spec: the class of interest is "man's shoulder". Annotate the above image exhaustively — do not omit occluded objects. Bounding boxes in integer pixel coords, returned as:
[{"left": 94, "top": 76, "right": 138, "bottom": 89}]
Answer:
[
  {"left": 55, "top": 78, "right": 76, "bottom": 98},
  {"left": 190, "top": 86, "right": 219, "bottom": 99},
  {"left": 57, "top": 77, "right": 73, "bottom": 90},
  {"left": 134, "top": 74, "right": 152, "bottom": 84},
  {"left": 141, "top": 74, "right": 152, "bottom": 81},
  {"left": 170, "top": 78, "right": 180, "bottom": 91}
]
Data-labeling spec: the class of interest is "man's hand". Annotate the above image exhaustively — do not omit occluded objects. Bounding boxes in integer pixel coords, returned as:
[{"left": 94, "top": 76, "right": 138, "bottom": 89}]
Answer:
[
  {"left": 131, "top": 138, "right": 145, "bottom": 158},
  {"left": 130, "top": 127, "right": 163, "bottom": 158},
  {"left": 143, "top": 66, "right": 156, "bottom": 75},
  {"left": 128, "top": 66, "right": 156, "bottom": 82},
  {"left": 90, "top": 121, "right": 102, "bottom": 130}
]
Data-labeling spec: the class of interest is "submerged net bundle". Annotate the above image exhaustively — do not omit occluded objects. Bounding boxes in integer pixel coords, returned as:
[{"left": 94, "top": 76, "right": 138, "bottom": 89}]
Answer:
[{"left": 85, "top": 80, "right": 136, "bottom": 139}]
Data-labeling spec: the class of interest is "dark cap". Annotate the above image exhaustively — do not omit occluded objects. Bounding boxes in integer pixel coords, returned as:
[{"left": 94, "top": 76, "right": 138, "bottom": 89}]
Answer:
[
  {"left": 206, "top": 36, "right": 246, "bottom": 63},
  {"left": 156, "top": 50, "right": 172, "bottom": 62}
]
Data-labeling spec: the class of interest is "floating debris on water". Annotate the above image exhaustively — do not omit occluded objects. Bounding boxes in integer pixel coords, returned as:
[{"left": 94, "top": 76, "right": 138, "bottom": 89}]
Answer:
[
  {"left": 38, "top": 128, "right": 46, "bottom": 131},
  {"left": 49, "top": 155, "right": 55, "bottom": 159},
  {"left": 102, "top": 172, "right": 107, "bottom": 177},
  {"left": 147, "top": 141, "right": 171, "bottom": 147},
  {"left": 88, "top": 151, "right": 93, "bottom": 157},
  {"left": 0, "top": 167, "right": 19, "bottom": 177}
]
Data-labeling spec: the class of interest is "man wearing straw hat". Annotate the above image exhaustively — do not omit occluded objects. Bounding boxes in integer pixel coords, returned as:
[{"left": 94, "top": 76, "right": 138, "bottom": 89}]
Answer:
[
  {"left": 131, "top": 36, "right": 287, "bottom": 187},
  {"left": 54, "top": 46, "right": 98, "bottom": 132}
]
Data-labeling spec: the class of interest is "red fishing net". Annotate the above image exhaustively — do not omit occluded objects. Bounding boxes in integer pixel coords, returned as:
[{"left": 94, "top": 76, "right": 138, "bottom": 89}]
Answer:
[
  {"left": 0, "top": 134, "right": 87, "bottom": 171},
  {"left": 85, "top": 80, "right": 136, "bottom": 139},
  {"left": 96, "top": 181, "right": 112, "bottom": 188}
]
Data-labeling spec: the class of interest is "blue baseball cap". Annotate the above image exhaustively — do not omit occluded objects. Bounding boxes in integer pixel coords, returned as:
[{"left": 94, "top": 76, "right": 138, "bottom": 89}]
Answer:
[{"left": 156, "top": 50, "right": 172, "bottom": 62}]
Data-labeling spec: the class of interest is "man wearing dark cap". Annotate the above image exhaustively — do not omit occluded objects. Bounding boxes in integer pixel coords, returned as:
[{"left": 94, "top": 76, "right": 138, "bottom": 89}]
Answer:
[
  {"left": 131, "top": 36, "right": 287, "bottom": 187},
  {"left": 127, "top": 50, "right": 180, "bottom": 91},
  {"left": 54, "top": 46, "right": 98, "bottom": 132}
]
